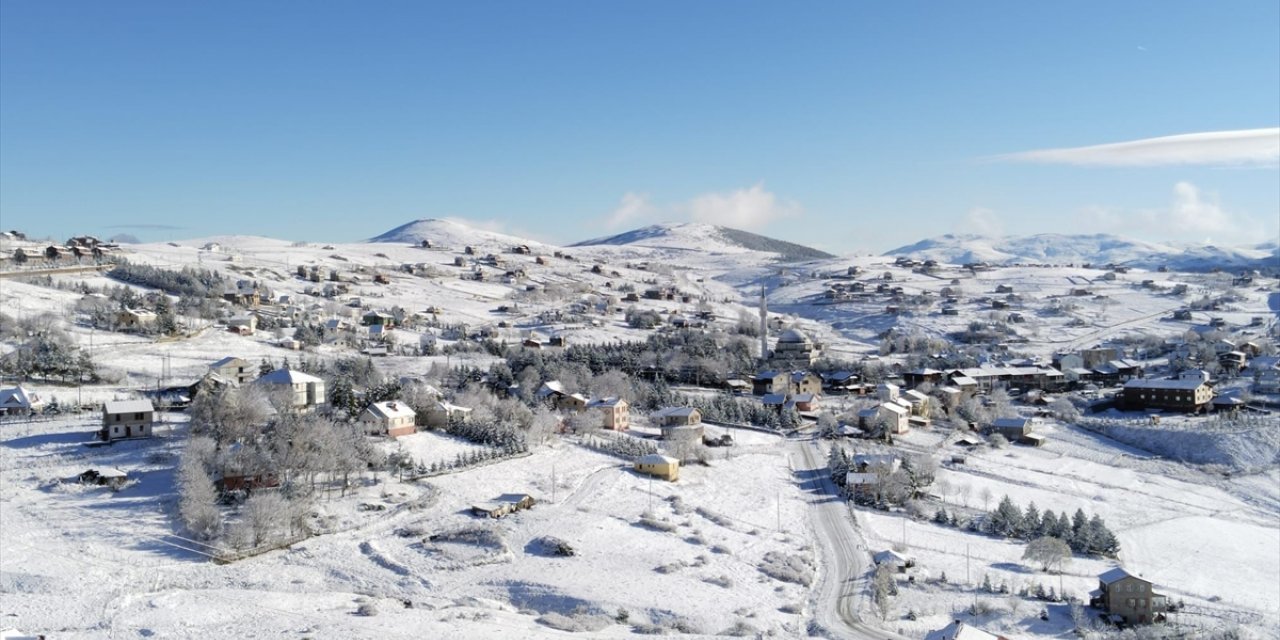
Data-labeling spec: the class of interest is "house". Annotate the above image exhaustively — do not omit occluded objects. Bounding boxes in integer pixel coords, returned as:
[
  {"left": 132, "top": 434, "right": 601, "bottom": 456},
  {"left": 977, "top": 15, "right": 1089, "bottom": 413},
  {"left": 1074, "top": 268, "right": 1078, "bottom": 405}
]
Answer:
[
  {"left": 652, "top": 406, "right": 702, "bottom": 427},
  {"left": 752, "top": 370, "right": 788, "bottom": 395},
  {"left": 761, "top": 393, "right": 788, "bottom": 411},
  {"left": 844, "top": 453, "right": 901, "bottom": 499},
  {"left": 858, "top": 402, "right": 909, "bottom": 434},
  {"left": 209, "top": 357, "right": 254, "bottom": 385},
  {"left": 361, "top": 310, "right": 395, "bottom": 327},
  {"left": 792, "top": 393, "right": 819, "bottom": 412},
  {"left": 585, "top": 397, "right": 630, "bottom": 431},
  {"left": 361, "top": 401, "right": 417, "bottom": 438},
  {"left": 536, "top": 380, "right": 568, "bottom": 404},
  {"left": 724, "top": 378, "right": 752, "bottom": 395},
  {"left": 872, "top": 549, "right": 915, "bottom": 572},
  {"left": 634, "top": 453, "right": 680, "bottom": 481},
  {"left": 116, "top": 308, "right": 157, "bottom": 331},
  {"left": 924, "top": 620, "right": 1009, "bottom": 640},
  {"left": 256, "top": 368, "right": 326, "bottom": 410},
  {"left": 101, "top": 399, "right": 155, "bottom": 441},
  {"left": 990, "top": 416, "right": 1045, "bottom": 446},
  {"left": 0, "top": 385, "right": 43, "bottom": 416},
  {"left": 789, "top": 371, "right": 823, "bottom": 395},
  {"left": 471, "top": 493, "right": 535, "bottom": 519},
  {"left": 821, "top": 371, "right": 860, "bottom": 394},
  {"left": 901, "top": 389, "right": 931, "bottom": 417},
  {"left": 423, "top": 401, "right": 472, "bottom": 428},
  {"left": 1090, "top": 567, "right": 1168, "bottom": 626},
  {"left": 1120, "top": 375, "right": 1213, "bottom": 412},
  {"left": 876, "top": 382, "right": 900, "bottom": 402},
  {"left": 227, "top": 314, "right": 257, "bottom": 335},
  {"left": 902, "top": 368, "right": 945, "bottom": 388}
]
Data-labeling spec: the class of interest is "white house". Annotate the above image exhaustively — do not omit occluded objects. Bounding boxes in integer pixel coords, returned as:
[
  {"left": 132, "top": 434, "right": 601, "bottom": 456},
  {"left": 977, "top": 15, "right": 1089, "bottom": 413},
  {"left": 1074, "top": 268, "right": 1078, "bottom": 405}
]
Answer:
[
  {"left": 256, "top": 368, "right": 326, "bottom": 410},
  {"left": 361, "top": 400, "right": 417, "bottom": 438},
  {"left": 0, "top": 386, "right": 43, "bottom": 416}
]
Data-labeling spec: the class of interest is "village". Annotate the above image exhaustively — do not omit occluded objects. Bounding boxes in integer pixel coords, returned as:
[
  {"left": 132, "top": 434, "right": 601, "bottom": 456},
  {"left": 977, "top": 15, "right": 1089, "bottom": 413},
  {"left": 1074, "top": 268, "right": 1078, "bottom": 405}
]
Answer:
[{"left": 0, "top": 220, "right": 1277, "bottom": 639}]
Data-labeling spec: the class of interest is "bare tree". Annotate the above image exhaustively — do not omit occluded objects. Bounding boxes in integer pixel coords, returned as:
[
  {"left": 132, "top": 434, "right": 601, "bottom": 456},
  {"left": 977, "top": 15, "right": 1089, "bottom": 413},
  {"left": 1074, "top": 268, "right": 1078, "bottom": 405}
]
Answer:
[
  {"left": 1023, "top": 536, "right": 1072, "bottom": 573},
  {"left": 980, "top": 486, "right": 993, "bottom": 511},
  {"left": 956, "top": 482, "right": 972, "bottom": 508}
]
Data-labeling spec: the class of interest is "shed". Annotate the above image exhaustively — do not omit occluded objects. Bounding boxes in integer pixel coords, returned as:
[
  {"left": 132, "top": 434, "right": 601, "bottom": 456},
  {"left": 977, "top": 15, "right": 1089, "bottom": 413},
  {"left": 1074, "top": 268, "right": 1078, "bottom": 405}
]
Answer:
[{"left": 635, "top": 453, "right": 680, "bottom": 481}]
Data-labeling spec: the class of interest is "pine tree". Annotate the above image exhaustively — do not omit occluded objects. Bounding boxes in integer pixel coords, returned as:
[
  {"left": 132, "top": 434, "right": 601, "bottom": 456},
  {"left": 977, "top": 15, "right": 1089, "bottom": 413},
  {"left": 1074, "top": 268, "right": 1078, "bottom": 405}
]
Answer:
[
  {"left": 1021, "top": 502, "right": 1042, "bottom": 539},
  {"left": 982, "top": 574, "right": 993, "bottom": 593},
  {"left": 934, "top": 508, "right": 949, "bottom": 525},
  {"left": 1087, "top": 514, "right": 1120, "bottom": 555},
  {"left": 990, "top": 495, "right": 1023, "bottom": 537}
]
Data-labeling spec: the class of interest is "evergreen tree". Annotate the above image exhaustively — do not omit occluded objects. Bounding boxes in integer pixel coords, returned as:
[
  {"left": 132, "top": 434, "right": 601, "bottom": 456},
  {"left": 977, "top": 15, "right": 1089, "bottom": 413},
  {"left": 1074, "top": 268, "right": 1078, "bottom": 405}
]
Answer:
[
  {"left": 1021, "top": 502, "right": 1042, "bottom": 539},
  {"left": 990, "top": 495, "right": 1023, "bottom": 537},
  {"left": 934, "top": 508, "right": 949, "bottom": 525},
  {"left": 1087, "top": 514, "right": 1120, "bottom": 555}
]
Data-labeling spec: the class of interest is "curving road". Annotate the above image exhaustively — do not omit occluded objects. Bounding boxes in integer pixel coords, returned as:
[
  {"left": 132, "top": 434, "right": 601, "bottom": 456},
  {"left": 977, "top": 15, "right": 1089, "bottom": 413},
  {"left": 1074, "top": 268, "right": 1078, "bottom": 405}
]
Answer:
[{"left": 792, "top": 437, "right": 910, "bottom": 640}]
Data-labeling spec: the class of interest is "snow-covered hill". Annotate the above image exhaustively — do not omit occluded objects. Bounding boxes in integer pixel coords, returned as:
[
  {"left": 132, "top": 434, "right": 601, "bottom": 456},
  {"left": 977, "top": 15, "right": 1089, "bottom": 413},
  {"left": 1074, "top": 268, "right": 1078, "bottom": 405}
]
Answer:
[
  {"left": 573, "top": 222, "right": 833, "bottom": 262},
  {"left": 886, "top": 233, "right": 1278, "bottom": 271},
  {"left": 368, "top": 218, "right": 551, "bottom": 252}
]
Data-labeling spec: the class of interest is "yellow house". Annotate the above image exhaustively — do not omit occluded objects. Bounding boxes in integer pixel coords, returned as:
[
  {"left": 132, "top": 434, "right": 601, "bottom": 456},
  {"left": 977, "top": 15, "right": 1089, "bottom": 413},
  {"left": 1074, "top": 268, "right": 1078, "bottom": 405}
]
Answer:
[
  {"left": 635, "top": 453, "right": 679, "bottom": 481},
  {"left": 586, "top": 397, "right": 630, "bottom": 431}
]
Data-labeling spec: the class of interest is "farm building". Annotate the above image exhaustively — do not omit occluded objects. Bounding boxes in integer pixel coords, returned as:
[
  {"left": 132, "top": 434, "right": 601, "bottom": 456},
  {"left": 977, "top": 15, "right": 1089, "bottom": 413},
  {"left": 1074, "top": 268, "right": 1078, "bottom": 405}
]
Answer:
[
  {"left": 634, "top": 454, "right": 679, "bottom": 481},
  {"left": 471, "top": 493, "right": 535, "bottom": 519}
]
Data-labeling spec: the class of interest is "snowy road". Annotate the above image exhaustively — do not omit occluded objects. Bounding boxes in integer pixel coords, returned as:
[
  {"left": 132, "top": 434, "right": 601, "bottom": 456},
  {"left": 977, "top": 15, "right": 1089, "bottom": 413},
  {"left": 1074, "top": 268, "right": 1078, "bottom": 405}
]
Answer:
[{"left": 792, "top": 438, "right": 909, "bottom": 640}]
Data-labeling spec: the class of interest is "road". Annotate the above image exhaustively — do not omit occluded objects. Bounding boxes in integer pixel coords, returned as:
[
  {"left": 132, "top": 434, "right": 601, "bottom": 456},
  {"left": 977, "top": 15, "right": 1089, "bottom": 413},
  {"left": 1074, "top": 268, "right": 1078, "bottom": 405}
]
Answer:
[{"left": 791, "top": 437, "right": 910, "bottom": 640}]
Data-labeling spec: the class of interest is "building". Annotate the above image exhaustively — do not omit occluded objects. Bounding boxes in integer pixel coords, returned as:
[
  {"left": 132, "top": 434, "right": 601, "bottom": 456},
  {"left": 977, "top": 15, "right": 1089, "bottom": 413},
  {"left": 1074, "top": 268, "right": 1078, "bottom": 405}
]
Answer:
[
  {"left": 634, "top": 453, "right": 680, "bottom": 481},
  {"left": 116, "top": 308, "right": 157, "bottom": 331},
  {"left": 872, "top": 549, "right": 915, "bottom": 573},
  {"left": 101, "top": 399, "right": 155, "bottom": 441},
  {"left": 989, "top": 416, "right": 1046, "bottom": 446},
  {"left": 1120, "top": 375, "right": 1213, "bottom": 412},
  {"left": 770, "top": 327, "right": 819, "bottom": 370},
  {"left": 1090, "top": 567, "right": 1168, "bottom": 626},
  {"left": 857, "top": 402, "right": 909, "bottom": 434},
  {"left": 0, "top": 385, "right": 43, "bottom": 416},
  {"left": 752, "top": 370, "right": 788, "bottom": 395},
  {"left": 652, "top": 406, "right": 702, "bottom": 427},
  {"left": 471, "top": 493, "right": 535, "bottom": 519},
  {"left": 209, "top": 357, "right": 254, "bottom": 385},
  {"left": 789, "top": 371, "right": 822, "bottom": 395},
  {"left": 256, "top": 368, "right": 326, "bottom": 410},
  {"left": 585, "top": 397, "right": 630, "bottom": 431},
  {"left": 423, "top": 401, "right": 472, "bottom": 428},
  {"left": 361, "top": 400, "right": 417, "bottom": 438}
]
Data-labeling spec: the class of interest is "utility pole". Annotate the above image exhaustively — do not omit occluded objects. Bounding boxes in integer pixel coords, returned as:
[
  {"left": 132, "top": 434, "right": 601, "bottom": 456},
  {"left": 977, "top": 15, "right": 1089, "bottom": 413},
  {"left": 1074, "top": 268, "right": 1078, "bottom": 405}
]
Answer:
[{"left": 776, "top": 490, "right": 781, "bottom": 532}]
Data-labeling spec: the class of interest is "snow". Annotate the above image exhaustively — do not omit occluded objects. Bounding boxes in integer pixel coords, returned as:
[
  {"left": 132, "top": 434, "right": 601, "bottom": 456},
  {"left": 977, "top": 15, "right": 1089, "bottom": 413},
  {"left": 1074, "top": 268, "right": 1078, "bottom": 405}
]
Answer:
[{"left": 1, "top": 219, "right": 1277, "bottom": 638}]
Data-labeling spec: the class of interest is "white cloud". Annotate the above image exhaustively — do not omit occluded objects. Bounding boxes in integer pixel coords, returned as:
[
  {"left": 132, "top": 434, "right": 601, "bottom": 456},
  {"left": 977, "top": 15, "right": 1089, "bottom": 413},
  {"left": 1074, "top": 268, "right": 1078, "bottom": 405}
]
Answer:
[
  {"left": 958, "top": 207, "right": 1004, "bottom": 236},
  {"left": 603, "top": 192, "right": 654, "bottom": 229},
  {"left": 1075, "top": 182, "right": 1263, "bottom": 244},
  {"left": 598, "top": 184, "right": 800, "bottom": 231},
  {"left": 995, "top": 128, "right": 1279, "bottom": 167},
  {"left": 683, "top": 184, "right": 800, "bottom": 230}
]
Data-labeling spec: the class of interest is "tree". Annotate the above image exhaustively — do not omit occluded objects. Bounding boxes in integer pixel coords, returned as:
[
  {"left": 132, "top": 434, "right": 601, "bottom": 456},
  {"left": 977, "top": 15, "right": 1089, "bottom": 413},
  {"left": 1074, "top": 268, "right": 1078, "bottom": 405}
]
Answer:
[
  {"left": 1087, "top": 514, "right": 1120, "bottom": 556},
  {"left": 989, "top": 495, "right": 1023, "bottom": 537},
  {"left": 1021, "top": 502, "right": 1042, "bottom": 539},
  {"left": 1023, "top": 536, "right": 1072, "bottom": 573},
  {"left": 901, "top": 454, "right": 938, "bottom": 499},
  {"left": 177, "top": 437, "right": 222, "bottom": 540}
]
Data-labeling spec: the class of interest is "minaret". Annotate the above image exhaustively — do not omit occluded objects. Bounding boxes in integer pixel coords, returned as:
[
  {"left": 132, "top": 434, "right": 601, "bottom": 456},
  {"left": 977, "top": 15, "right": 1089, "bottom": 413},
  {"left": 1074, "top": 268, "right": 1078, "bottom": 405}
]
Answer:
[{"left": 759, "top": 285, "right": 769, "bottom": 364}]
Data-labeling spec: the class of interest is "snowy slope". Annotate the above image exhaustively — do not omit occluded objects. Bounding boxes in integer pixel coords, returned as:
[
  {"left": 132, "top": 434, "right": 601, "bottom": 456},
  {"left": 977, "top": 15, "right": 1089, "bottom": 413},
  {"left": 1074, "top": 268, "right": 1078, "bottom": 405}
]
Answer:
[
  {"left": 886, "top": 233, "right": 1277, "bottom": 271},
  {"left": 573, "top": 222, "right": 834, "bottom": 262},
  {"left": 368, "top": 218, "right": 553, "bottom": 253}
]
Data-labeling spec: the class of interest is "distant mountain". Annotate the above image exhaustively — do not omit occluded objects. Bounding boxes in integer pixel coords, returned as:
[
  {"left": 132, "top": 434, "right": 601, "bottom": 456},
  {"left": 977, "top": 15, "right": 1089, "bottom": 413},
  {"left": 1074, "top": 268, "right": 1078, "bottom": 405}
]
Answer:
[
  {"left": 885, "top": 233, "right": 1278, "bottom": 271},
  {"left": 573, "top": 222, "right": 834, "bottom": 262},
  {"left": 368, "top": 218, "right": 548, "bottom": 250}
]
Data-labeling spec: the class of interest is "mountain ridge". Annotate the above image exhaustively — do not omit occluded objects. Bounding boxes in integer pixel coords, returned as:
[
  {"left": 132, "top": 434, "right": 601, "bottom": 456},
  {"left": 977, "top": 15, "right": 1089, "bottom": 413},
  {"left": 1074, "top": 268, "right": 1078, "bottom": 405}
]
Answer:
[{"left": 885, "top": 232, "right": 1278, "bottom": 271}]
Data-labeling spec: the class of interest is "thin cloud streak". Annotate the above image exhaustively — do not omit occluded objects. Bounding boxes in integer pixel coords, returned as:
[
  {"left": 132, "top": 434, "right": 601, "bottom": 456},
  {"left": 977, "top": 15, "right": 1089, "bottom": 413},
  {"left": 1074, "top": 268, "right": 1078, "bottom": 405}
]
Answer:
[{"left": 993, "top": 128, "right": 1279, "bottom": 167}]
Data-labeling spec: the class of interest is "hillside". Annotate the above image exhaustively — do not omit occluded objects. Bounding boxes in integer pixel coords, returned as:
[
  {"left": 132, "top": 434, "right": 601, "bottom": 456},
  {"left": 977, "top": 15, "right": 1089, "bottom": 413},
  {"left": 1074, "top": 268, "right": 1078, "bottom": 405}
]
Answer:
[
  {"left": 886, "top": 233, "right": 1278, "bottom": 271},
  {"left": 573, "top": 222, "right": 834, "bottom": 262},
  {"left": 368, "top": 218, "right": 550, "bottom": 252}
]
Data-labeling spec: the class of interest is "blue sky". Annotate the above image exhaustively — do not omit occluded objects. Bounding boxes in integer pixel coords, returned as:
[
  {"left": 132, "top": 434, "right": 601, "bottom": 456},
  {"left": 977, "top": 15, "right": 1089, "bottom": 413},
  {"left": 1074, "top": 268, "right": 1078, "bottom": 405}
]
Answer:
[{"left": 2, "top": 1, "right": 1277, "bottom": 251}]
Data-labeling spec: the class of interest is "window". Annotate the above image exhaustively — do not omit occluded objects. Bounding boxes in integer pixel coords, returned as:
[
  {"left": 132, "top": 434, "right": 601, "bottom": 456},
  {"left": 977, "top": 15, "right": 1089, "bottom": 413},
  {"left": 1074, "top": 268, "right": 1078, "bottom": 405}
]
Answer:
[
  {"left": 135, "top": 412, "right": 143, "bottom": 420},
  {"left": 1126, "top": 598, "right": 1135, "bottom": 608}
]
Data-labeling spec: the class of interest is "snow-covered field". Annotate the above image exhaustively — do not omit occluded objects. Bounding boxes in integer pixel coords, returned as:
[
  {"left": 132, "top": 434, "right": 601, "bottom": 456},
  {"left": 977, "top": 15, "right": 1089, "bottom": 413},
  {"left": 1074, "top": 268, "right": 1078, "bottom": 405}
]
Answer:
[{"left": 1, "top": 221, "right": 1277, "bottom": 638}]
